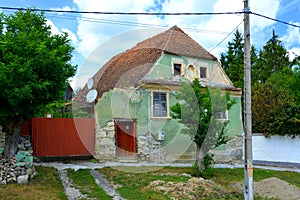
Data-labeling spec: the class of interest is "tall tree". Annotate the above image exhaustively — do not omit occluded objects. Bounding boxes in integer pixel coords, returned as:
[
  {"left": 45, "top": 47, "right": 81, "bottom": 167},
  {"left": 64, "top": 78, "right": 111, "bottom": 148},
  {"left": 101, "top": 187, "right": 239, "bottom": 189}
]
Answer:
[
  {"left": 254, "top": 30, "right": 291, "bottom": 84},
  {"left": 220, "top": 30, "right": 244, "bottom": 89},
  {"left": 0, "top": 10, "right": 77, "bottom": 159},
  {"left": 171, "top": 79, "right": 235, "bottom": 169}
]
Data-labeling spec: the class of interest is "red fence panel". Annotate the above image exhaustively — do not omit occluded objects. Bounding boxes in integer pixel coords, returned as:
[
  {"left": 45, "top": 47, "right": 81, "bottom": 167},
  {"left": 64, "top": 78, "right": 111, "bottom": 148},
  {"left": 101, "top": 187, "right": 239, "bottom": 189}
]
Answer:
[
  {"left": 31, "top": 118, "right": 95, "bottom": 157},
  {"left": 21, "top": 120, "right": 32, "bottom": 136}
]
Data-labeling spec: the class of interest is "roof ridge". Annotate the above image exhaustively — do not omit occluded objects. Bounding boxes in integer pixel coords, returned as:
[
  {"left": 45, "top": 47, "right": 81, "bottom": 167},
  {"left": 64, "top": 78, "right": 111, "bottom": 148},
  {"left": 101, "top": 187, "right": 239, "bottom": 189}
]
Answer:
[{"left": 163, "top": 27, "right": 174, "bottom": 51}]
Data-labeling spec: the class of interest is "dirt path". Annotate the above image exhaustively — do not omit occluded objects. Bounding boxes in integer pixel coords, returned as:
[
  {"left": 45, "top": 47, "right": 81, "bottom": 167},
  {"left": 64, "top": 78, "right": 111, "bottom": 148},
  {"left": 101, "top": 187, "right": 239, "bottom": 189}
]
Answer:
[
  {"left": 58, "top": 169, "right": 88, "bottom": 200},
  {"left": 90, "top": 170, "right": 126, "bottom": 200},
  {"left": 58, "top": 168, "right": 126, "bottom": 200}
]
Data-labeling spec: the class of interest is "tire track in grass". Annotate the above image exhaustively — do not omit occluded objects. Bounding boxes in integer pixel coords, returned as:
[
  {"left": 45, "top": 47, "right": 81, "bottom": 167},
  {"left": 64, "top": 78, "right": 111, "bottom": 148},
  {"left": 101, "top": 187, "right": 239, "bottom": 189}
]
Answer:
[{"left": 90, "top": 169, "right": 126, "bottom": 200}]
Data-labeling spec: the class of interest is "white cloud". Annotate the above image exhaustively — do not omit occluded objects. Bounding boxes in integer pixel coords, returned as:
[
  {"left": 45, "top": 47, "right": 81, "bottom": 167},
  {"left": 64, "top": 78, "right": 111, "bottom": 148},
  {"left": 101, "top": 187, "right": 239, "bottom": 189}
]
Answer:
[
  {"left": 46, "top": 20, "right": 78, "bottom": 47},
  {"left": 251, "top": 0, "right": 281, "bottom": 33},
  {"left": 280, "top": 22, "right": 300, "bottom": 48},
  {"left": 73, "top": 0, "right": 157, "bottom": 58},
  {"left": 72, "top": 0, "right": 284, "bottom": 70},
  {"left": 50, "top": 6, "right": 74, "bottom": 14},
  {"left": 288, "top": 47, "right": 300, "bottom": 61},
  {"left": 46, "top": 19, "right": 60, "bottom": 35}
]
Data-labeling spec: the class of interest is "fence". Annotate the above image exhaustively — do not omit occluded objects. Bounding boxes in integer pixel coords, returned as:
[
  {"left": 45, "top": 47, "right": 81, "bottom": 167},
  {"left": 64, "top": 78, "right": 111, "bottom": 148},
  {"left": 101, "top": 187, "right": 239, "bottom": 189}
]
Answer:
[
  {"left": 253, "top": 134, "right": 300, "bottom": 167},
  {"left": 31, "top": 118, "right": 95, "bottom": 157}
]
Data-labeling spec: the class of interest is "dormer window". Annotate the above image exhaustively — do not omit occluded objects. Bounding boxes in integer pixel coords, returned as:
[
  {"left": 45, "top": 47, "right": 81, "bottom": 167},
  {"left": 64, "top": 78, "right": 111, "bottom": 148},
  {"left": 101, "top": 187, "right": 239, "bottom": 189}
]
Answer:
[
  {"left": 200, "top": 67, "right": 207, "bottom": 79},
  {"left": 173, "top": 63, "right": 182, "bottom": 76}
]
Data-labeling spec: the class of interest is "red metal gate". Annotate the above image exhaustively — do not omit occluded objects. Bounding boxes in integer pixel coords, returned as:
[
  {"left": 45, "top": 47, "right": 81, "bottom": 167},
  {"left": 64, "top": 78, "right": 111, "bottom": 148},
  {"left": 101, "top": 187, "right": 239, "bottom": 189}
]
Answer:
[{"left": 31, "top": 118, "right": 95, "bottom": 157}]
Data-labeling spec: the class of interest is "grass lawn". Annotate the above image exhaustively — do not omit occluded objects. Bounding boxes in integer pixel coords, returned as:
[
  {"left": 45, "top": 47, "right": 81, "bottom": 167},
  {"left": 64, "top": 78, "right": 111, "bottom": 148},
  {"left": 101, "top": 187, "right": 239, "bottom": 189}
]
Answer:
[
  {"left": 0, "top": 166, "right": 66, "bottom": 200},
  {"left": 0, "top": 165, "right": 299, "bottom": 200},
  {"left": 98, "top": 166, "right": 300, "bottom": 200},
  {"left": 67, "top": 168, "right": 112, "bottom": 200}
]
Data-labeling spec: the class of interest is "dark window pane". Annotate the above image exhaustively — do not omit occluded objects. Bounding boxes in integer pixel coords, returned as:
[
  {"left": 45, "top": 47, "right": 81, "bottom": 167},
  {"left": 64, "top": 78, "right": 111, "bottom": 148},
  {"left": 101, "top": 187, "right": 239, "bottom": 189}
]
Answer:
[
  {"left": 200, "top": 67, "right": 207, "bottom": 79},
  {"left": 153, "top": 92, "right": 168, "bottom": 117},
  {"left": 173, "top": 63, "right": 182, "bottom": 75}
]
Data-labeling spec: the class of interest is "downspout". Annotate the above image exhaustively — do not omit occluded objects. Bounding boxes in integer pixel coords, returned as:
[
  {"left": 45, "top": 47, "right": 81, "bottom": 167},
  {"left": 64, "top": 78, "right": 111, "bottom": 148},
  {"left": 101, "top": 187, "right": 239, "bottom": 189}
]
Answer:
[{"left": 148, "top": 91, "right": 151, "bottom": 157}]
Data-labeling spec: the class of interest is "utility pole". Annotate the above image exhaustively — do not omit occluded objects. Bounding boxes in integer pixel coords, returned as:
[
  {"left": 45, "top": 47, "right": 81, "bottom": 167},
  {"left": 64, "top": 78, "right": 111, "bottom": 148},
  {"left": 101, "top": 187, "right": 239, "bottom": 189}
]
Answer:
[{"left": 243, "top": 0, "right": 253, "bottom": 199}]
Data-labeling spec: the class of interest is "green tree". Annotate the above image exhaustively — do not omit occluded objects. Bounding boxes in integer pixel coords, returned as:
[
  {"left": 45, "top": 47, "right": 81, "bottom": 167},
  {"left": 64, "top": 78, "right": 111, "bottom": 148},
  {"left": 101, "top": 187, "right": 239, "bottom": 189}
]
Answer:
[
  {"left": 171, "top": 79, "right": 235, "bottom": 170},
  {"left": 220, "top": 30, "right": 244, "bottom": 89},
  {"left": 254, "top": 30, "right": 291, "bottom": 84},
  {"left": 252, "top": 83, "right": 300, "bottom": 137},
  {"left": 0, "top": 10, "right": 77, "bottom": 159}
]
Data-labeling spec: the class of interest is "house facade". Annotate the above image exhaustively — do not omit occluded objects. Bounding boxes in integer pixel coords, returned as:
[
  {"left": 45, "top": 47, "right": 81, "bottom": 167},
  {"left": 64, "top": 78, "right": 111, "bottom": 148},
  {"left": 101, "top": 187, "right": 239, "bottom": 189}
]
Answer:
[{"left": 77, "top": 26, "right": 243, "bottom": 163}]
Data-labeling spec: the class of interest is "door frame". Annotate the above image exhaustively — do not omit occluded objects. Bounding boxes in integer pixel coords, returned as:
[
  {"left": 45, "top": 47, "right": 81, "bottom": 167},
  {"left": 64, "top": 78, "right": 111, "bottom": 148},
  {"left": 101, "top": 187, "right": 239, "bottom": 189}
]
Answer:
[{"left": 114, "top": 118, "right": 137, "bottom": 159}]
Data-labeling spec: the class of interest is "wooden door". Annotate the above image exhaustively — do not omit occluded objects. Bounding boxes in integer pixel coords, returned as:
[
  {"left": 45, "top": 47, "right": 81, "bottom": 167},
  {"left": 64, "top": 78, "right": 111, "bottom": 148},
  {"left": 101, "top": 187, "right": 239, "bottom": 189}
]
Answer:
[{"left": 114, "top": 119, "right": 137, "bottom": 159}]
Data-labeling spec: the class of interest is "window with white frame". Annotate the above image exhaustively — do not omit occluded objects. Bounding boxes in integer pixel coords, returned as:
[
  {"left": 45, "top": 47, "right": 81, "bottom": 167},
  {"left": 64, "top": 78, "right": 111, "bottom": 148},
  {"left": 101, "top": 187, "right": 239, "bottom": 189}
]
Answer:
[
  {"left": 217, "top": 110, "right": 228, "bottom": 120},
  {"left": 152, "top": 92, "right": 168, "bottom": 117}
]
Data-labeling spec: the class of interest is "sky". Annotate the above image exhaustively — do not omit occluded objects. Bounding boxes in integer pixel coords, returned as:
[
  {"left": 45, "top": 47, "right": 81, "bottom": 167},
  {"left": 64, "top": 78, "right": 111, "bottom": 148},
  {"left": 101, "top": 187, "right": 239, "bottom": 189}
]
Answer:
[{"left": 1, "top": 0, "right": 299, "bottom": 89}]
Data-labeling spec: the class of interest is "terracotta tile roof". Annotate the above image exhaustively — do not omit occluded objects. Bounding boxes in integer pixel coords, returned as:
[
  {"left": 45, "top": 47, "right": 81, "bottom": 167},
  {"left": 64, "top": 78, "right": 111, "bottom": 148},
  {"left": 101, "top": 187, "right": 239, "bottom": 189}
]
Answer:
[
  {"left": 75, "top": 48, "right": 162, "bottom": 105},
  {"left": 132, "top": 25, "right": 217, "bottom": 60},
  {"left": 75, "top": 26, "right": 220, "bottom": 105}
]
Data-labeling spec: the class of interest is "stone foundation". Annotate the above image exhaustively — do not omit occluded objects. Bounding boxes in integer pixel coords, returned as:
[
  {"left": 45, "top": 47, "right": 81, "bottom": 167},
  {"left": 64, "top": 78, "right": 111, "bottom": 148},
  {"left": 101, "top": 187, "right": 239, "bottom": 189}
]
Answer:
[
  {"left": 94, "top": 122, "right": 116, "bottom": 161},
  {"left": 138, "top": 134, "right": 165, "bottom": 163},
  {"left": 210, "top": 135, "right": 243, "bottom": 164},
  {"left": 94, "top": 121, "right": 165, "bottom": 163},
  {"left": 95, "top": 121, "right": 242, "bottom": 164}
]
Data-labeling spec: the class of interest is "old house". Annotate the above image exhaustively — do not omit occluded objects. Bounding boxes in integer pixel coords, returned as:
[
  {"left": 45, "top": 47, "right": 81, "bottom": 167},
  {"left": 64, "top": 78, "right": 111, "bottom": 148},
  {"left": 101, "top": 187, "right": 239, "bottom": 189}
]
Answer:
[{"left": 77, "top": 26, "right": 243, "bottom": 163}]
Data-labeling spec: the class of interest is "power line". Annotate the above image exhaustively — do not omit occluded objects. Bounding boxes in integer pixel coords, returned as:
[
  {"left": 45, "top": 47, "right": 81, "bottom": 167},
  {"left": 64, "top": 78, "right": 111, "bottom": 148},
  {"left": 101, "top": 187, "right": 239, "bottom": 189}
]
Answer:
[
  {"left": 209, "top": 20, "right": 244, "bottom": 52},
  {"left": 252, "top": 12, "right": 300, "bottom": 29},
  {"left": 0, "top": 6, "right": 245, "bottom": 16},
  {"left": 0, "top": 6, "right": 299, "bottom": 29}
]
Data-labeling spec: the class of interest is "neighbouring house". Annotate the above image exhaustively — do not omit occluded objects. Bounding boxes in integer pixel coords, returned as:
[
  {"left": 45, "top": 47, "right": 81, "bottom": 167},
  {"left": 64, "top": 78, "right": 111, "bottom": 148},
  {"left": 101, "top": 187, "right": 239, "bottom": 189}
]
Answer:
[{"left": 76, "top": 25, "right": 243, "bottom": 163}]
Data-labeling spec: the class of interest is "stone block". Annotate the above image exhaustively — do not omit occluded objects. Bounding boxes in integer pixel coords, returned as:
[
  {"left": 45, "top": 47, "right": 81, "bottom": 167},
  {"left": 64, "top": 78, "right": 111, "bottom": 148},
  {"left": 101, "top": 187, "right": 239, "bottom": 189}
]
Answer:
[
  {"left": 107, "top": 131, "right": 115, "bottom": 138},
  {"left": 17, "top": 175, "right": 29, "bottom": 184},
  {"left": 98, "top": 131, "right": 106, "bottom": 138},
  {"left": 107, "top": 121, "right": 114, "bottom": 127},
  {"left": 101, "top": 138, "right": 113, "bottom": 146}
]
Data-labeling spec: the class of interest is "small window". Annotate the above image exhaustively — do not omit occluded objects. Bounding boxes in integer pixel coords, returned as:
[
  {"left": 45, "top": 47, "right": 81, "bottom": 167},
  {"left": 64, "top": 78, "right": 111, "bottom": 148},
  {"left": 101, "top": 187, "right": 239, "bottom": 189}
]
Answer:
[
  {"left": 173, "top": 63, "right": 182, "bottom": 76},
  {"left": 200, "top": 67, "right": 207, "bottom": 79},
  {"left": 153, "top": 92, "right": 168, "bottom": 117},
  {"left": 218, "top": 110, "right": 228, "bottom": 120},
  {"left": 187, "top": 65, "right": 196, "bottom": 79}
]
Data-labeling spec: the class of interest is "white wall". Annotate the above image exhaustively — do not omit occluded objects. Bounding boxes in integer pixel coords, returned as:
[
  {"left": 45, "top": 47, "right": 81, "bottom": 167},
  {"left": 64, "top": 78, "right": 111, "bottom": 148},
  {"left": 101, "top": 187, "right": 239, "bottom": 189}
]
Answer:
[{"left": 253, "top": 134, "right": 300, "bottom": 164}]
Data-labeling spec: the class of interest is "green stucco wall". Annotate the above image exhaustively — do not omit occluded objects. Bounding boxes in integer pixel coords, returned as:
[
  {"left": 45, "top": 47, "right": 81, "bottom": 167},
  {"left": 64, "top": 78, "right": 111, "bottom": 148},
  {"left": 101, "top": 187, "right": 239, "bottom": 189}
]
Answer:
[
  {"left": 95, "top": 53, "right": 243, "bottom": 153},
  {"left": 95, "top": 88, "right": 183, "bottom": 147}
]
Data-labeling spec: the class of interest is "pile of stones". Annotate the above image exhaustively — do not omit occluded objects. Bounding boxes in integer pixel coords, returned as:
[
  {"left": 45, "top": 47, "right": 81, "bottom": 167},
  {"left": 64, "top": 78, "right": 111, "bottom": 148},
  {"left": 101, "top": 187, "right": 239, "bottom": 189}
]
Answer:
[{"left": 0, "top": 136, "right": 35, "bottom": 184}]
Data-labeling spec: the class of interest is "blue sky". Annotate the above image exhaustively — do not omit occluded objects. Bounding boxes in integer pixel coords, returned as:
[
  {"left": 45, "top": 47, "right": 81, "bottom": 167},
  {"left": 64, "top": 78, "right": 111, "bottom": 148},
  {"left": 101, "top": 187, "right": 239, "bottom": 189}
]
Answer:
[{"left": 1, "top": 0, "right": 299, "bottom": 89}]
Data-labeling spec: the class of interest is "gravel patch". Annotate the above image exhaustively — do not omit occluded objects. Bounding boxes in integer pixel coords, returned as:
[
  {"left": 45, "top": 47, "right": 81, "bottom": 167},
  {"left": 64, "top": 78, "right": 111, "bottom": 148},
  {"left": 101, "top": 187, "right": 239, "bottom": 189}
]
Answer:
[
  {"left": 255, "top": 177, "right": 300, "bottom": 200},
  {"left": 90, "top": 170, "right": 126, "bottom": 200},
  {"left": 58, "top": 169, "right": 88, "bottom": 200}
]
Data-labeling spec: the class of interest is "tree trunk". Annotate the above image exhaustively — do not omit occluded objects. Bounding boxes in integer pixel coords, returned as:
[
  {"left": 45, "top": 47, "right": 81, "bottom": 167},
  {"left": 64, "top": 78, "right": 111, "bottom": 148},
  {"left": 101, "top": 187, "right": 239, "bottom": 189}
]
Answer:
[
  {"left": 196, "top": 145, "right": 205, "bottom": 170},
  {"left": 4, "top": 120, "right": 23, "bottom": 160}
]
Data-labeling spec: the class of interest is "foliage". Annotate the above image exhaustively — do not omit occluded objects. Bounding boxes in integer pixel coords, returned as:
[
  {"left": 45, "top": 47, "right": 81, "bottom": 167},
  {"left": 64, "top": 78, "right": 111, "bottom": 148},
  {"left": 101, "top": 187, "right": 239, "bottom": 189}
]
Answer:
[
  {"left": 67, "top": 169, "right": 112, "bottom": 200},
  {"left": 220, "top": 30, "right": 245, "bottom": 89},
  {"left": 0, "top": 9, "right": 77, "bottom": 158},
  {"left": 191, "top": 154, "right": 215, "bottom": 179},
  {"left": 171, "top": 79, "right": 235, "bottom": 169},
  {"left": 253, "top": 30, "right": 291, "bottom": 84},
  {"left": 220, "top": 29, "right": 300, "bottom": 137},
  {"left": 252, "top": 82, "right": 300, "bottom": 137}
]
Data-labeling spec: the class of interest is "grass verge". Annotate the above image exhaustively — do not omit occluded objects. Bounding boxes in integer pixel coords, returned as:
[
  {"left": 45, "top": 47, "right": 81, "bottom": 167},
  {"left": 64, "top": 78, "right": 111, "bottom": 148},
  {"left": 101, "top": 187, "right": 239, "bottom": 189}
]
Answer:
[
  {"left": 67, "top": 168, "right": 112, "bottom": 200},
  {"left": 0, "top": 166, "right": 66, "bottom": 200}
]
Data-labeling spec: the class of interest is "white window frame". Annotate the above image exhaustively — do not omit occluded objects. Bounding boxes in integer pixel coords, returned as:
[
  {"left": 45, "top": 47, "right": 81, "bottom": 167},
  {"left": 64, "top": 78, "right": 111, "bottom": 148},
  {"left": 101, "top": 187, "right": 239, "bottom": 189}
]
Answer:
[
  {"left": 217, "top": 110, "right": 229, "bottom": 121},
  {"left": 151, "top": 91, "right": 170, "bottom": 118}
]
